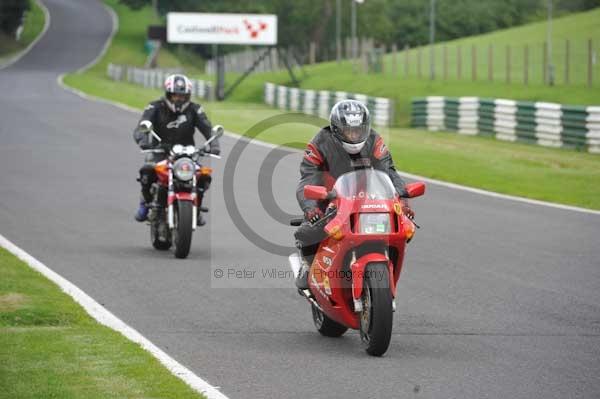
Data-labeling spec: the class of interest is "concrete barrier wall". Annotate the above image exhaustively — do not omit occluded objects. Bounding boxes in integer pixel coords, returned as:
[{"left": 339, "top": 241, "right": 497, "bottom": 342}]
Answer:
[
  {"left": 411, "top": 96, "right": 600, "bottom": 153},
  {"left": 264, "top": 82, "right": 394, "bottom": 127},
  {"left": 107, "top": 63, "right": 213, "bottom": 101}
]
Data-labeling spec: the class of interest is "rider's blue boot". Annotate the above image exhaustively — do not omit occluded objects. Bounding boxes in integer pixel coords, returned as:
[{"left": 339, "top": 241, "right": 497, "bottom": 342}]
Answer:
[{"left": 134, "top": 201, "right": 149, "bottom": 222}]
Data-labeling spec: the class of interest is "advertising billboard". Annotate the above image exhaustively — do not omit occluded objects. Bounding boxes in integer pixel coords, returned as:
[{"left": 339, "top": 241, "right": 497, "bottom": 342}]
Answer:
[{"left": 167, "top": 13, "right": 278, "bottom": 45}]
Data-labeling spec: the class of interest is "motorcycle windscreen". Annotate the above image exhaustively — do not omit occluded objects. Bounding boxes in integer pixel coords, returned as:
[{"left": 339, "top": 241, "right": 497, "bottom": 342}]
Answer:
[{"left": 332, "top": 169, "right": 396, "bottom": 200}]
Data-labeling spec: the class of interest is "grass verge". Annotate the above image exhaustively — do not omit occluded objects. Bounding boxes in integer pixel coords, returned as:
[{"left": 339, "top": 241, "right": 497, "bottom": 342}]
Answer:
[
  {"left": 0, "top": 0, "right": 46, "bottom": 64},
  {"left": 0, "top": 247, "right": 206, "bottom": 399},
  {"left": 63, "top": 1, "right": 600, "bottom": 210}
]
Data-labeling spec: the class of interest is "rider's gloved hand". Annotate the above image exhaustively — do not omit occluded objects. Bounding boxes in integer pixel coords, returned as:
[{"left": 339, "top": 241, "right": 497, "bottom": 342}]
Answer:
[
  {"left": 305, "top": 208, "right": 324, "bottom": 224},
  {"left": 139, "top": 142, "right": 153, "bottom": 150},
  {"left": 209, "top": 146, "right": 221, "bottom": 155},
  {"left": 401, "top": 202, "right": 415, "bottom": 219}
]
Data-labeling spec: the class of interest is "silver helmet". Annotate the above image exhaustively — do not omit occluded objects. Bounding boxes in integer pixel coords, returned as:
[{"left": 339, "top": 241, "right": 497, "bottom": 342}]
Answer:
[{"left": 329, "top": 100, "right": 371, "bottom": 154}]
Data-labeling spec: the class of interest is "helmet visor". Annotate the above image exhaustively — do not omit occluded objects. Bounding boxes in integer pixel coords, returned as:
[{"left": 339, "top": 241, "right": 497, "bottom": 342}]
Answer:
[
  {"left": 341, "top": 125, "right": 369, "bottom": 144},
  {"left": 169, "top": 93, "right": 189, "bottom": 106}
]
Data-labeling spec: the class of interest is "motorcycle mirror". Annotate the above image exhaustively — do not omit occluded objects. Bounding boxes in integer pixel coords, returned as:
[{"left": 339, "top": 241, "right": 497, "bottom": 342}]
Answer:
[
  {"left": 203, "top": 125, "right": 224, "bottom": 149},
  {"left": 211, "top": 125, "right": 224, "bottom": 138},
  {"left": 139, "top": 120, "right": 153, "bottom": 134},
  {"left": 404, "top": 182, "right": 426, "bottom": 198},
  {"left": 304, "top": 185, "right": 328, "bottom": 200}
]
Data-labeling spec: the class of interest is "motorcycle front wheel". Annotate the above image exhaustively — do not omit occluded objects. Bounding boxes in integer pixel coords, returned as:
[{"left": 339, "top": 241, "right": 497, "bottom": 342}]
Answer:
[
  {"left": 172, "top": 201, "right": 193, "bottom": 259},
  {"left": 359, "top": 262, "right": 393, "bottom": 356}
]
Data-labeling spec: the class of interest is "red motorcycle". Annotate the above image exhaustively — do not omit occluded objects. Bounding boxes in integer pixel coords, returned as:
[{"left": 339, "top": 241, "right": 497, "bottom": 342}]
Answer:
[
  {"left": 289, "top": 169, "right": 425, "bottom": 356},
  {"left": 140, "top": 123, "right": 224, "bottom": 258}
]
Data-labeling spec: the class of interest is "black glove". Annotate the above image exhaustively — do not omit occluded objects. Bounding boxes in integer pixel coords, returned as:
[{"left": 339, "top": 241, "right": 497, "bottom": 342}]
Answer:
[
  {"left": 304, "top": 208, "right": 324, "bottom": 224},
  {"left": 210, "top": 146, "right": 221, "bottom": 155},
  {"left": 139, "top": 142, "right": 153, "bottom": 150}
]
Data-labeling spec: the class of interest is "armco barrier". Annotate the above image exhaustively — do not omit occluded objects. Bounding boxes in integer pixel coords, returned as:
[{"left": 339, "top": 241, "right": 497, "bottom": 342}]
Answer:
[
  {"left": 264, "top": 82, "right": 394, "bottom": 127},
  {"left": 411, "top": 96, "right": 600, "bottom": 153},
  {"left": 107, "top": 63, "right": 213, "bottom": 101}
]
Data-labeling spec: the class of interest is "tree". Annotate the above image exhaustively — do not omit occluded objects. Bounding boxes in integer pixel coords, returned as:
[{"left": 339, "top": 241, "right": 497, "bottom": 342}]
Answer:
[
  {"left": 118, "top": 0, "right": 597, "bottom": 54},
  {"left": 0, "top": 0, "right": 29, "bottom": 39}
]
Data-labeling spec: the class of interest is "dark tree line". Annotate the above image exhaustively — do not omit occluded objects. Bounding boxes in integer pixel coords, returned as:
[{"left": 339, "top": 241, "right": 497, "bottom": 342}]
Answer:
[{"left": 0, "top": 0, "right": 30, "bottom": 39}]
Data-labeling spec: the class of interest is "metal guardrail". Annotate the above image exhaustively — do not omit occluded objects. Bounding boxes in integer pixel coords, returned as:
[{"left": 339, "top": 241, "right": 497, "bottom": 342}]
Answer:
[
  {"left": 411, "top": 97, "right": 600, "bottom": 153},
  {"left": 107, "top": 63, "right": 213, "bottom": 101},
  {"left": 264, "top": 82, "right": 394, "bottom": 127}
]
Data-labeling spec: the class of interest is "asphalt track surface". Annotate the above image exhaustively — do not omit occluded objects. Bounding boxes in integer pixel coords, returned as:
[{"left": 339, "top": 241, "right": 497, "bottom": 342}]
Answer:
[{"left": 1, "top": 1, "right": 600, "bottom": 398}]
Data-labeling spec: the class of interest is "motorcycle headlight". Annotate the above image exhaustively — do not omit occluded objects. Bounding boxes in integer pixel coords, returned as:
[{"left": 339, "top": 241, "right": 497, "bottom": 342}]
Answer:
[
  {"left": 173, "top": 158, "right": 195, "bottom": 181},
  {"left": 171, "top": 144, "right": 184, "bottom": 155},
  {"left": 359, "top": 213, "right": 391, "bottom": 234}
]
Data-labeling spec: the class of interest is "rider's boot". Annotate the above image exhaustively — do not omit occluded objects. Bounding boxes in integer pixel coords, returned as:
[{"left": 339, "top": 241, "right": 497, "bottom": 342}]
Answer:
[
  {"left": 295, "top": 256, "right": 310, "bottom": 289},
  {"left": 135, "top": 200, "right": 149, "bottom": 222}
]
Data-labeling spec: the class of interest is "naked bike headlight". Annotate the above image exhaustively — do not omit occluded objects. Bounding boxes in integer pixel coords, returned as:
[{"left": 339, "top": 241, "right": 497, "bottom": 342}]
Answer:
[
  {"left": 173, "top": 158, "right": 195, "bottom": 181},
  {"left": 359, "top": 213, "right": 391, "bottom": 234}
]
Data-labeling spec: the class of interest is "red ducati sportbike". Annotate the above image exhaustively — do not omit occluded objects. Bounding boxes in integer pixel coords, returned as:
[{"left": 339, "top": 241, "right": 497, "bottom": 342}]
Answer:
[
  {"left": 140, "top": 123, "right": 224, "bottom": 259},
  {"left": 289, "top": 169, "right": 425, "bottom": 356}
]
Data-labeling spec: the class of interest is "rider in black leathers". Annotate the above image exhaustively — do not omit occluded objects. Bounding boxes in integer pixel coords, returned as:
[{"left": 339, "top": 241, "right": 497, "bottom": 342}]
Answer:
[
  {"left": 294, "top": 100, "right": 414, "bottom": 289},
  {"left": 133, "top": 74, "right": 220, "bottom": 225}
]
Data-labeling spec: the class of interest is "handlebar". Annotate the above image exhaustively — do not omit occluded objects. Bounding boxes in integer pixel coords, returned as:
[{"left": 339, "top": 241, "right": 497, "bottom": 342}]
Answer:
[
  {"left": 139, "top": 126, "right": 223, "bottom": 159},
  {"left": 139, "top": 146, "right": 221, "bottom": 159}
]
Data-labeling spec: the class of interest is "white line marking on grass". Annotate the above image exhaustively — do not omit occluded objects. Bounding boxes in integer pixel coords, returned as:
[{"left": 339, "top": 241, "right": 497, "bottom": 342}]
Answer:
[
  {"left": 396, "top": 171, "right": 600, "bottom": 216},
  {"left": 220, "top": 132, "right": 600, "bottom": 216},
  {"left": 0, "top": 233, "right": 230, "bottom": 399}
]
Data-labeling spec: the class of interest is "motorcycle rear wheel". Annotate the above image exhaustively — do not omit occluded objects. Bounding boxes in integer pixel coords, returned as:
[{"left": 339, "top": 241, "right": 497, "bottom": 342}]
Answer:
[
  {"left": 359, "top": 262, "right": 393, "bottom": 356},
  {"left": 311, "top": 304, "right": 348, "bottom": 337},
  {"left": 173, "top": 201, "right": 193, "bottom": 259}
]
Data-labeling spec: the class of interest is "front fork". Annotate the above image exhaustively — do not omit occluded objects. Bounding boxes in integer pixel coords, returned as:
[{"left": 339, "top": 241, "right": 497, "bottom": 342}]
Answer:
[
  {"left": 350, "top": 250, "right": 396, "bottom": 313},
  {"left": 167, "top": 169, "right": 175, "bottom": 229},
  {"left": 167, "top": 170, "right": 197, "bottom": 231},
  {"left": 191, "top": 174, "right": 197, "bottom": 230}
]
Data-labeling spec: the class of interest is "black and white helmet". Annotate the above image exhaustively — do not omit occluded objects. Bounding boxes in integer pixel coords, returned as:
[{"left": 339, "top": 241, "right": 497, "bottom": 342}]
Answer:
[
  {"left": 164, "top": 74, "right": 193, "bottom": 113},
  {"left": 329, "top": 100, "right": 371, "bottom": 154}
]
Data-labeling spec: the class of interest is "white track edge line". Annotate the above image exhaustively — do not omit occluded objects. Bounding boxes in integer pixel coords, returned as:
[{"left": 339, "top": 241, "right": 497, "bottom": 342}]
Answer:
[
  {"left": 74, "top": 3, "right": 117, "bottom": 74},
  {"left": 51, "top": 3, "right": 230, "bottom": 398},
  {"left": 0, "top": 234, "right": 228, "bottom": 399},
  {"left": 0, "top": 0, "right": 51, "bottom": 71},
  {"left": 216, "top": 132, "right": 600, "bottom": 215}
]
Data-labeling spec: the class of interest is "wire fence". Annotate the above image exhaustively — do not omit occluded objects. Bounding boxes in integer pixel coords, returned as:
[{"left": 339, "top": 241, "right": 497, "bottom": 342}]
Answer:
[
  {"left": 203, "top": 38, "right": 598, "bottom": 88},
  {"left": 389, "top": 39, "right": 598, "bottom": 87}
]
